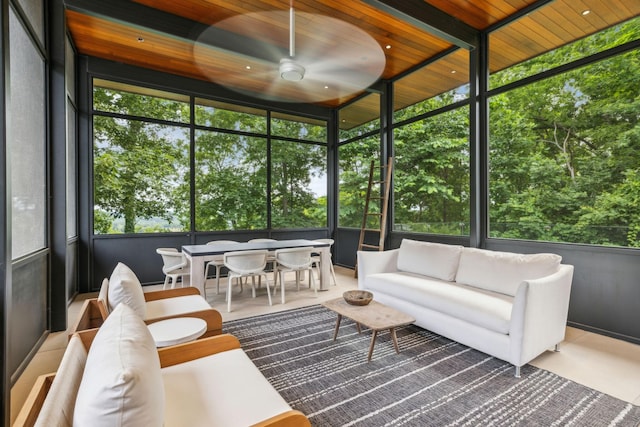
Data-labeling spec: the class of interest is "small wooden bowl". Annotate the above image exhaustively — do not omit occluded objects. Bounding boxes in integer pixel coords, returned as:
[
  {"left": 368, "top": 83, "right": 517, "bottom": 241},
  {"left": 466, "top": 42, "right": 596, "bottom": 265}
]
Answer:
[{"left": 343, "top": 290, "right": 373, "bottom": 306}]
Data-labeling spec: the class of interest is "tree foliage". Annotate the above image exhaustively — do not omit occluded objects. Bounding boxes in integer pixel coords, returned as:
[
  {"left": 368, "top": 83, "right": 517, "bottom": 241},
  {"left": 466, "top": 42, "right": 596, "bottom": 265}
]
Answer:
[{"left": 93, "top": 92, "right": 328, "bottom": 233}]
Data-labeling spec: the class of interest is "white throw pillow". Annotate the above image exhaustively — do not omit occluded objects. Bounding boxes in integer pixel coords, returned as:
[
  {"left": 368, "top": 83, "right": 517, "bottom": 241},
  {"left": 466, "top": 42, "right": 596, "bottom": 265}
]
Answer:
[
  {"left": 73, "top": 304, "right": 164, "bottom": 427},
  {"left": 456, "top": 248, "right": 562, "bottom": 296},
  {"left": 107, "top": 262, "right": 146, "bottom": 318},
  {"left": 396, "top": 239, "right": 463, "bottom": 281}
]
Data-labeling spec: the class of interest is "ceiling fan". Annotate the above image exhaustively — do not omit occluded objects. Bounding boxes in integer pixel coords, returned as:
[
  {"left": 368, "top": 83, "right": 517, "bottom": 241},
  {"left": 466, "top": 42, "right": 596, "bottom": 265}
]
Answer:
[{"left": 192, "top": 3, "right": 386, "bottom": 104}]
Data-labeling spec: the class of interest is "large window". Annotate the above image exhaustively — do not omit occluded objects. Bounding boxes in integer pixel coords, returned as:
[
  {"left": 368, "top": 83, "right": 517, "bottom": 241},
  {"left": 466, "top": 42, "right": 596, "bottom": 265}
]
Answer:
[
  {"left": 488, "top": 19, "right": 640, "bottom": 247},
  {"left": 391, "top": 49, "right": 471, "bottom": 236},
  {"left": 194, "top": 131, "right": 267, "bottom": 231},
  {"left": 93, "top": 83, "right": 190, "bottom": 234},
  {"left": 338, "top": 94, "right": 381, "bottom": 228},
  {"left": 93, "top": 82, "right": 328, "bottom": 233},
  {"left": 394, "top": 107, "right": 470, "bottom": 235}
]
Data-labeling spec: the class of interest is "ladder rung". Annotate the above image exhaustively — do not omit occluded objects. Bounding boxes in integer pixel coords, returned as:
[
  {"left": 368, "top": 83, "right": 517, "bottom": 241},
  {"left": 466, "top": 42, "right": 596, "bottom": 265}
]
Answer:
[
  {"left": 360, "top": 244, "right": 381, "bottom": 249},
  {"left": 368, "top": 196, "right": 383, "bottom": 200},
  {"left": 366, "top": 212, "right": 383, "bottom": 216},
  {"left": 363, "top": 228, "right": 381, "bottom": 232}
]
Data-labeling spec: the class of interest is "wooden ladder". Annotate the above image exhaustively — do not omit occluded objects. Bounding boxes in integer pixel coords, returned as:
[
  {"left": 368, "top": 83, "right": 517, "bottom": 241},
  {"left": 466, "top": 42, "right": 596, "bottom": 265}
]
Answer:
[{"left": 354, "top": 157, "right": 393, "bottom": 277}]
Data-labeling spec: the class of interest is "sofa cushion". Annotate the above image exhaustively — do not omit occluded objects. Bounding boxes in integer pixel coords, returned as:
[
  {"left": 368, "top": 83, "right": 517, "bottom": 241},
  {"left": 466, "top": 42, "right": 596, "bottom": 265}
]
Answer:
[
  {"left": 365, "top": 272, "right": 513, "bottom": 334},
  {"left": 397, "top": 239, "right": 463, "bottom": 281},
  {"left": 74, "top": 304, "right": 164, "bottom": 427},
  {"left": 456, "top": 248, "right": 562, "bottom": 296},
  {"left": 144, "top": 295, "right": 211, "bottom": 321},
  {"left": 34, "top": 336, "right": 88, "bottom": 427},
  {"left": 161, "top": 348, "right": 292, "bottom": 427},
  {"left": 107, "top": 262, "right": 146, "bottom": 318}
]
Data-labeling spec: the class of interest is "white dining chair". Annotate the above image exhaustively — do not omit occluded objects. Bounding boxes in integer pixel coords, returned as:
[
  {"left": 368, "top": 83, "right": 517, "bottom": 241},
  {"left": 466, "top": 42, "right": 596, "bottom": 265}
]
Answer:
[
  {"left": 203, "top": 240, "right": 239, "bottom": 298},
  {"left": 311, "top": 238, "right": 338, "bottom": 286},
  {"left": 223, "top": 250, "right": 272, "bottom": 312},
  {"left": 156, "top": 248, "right": 191, "bottom": 289},
  {"left": 273, "top": 247, "right": 316, "bottom": 305},
  {"left": 248, "top": 238, "right": 277, "bottom": 282}
]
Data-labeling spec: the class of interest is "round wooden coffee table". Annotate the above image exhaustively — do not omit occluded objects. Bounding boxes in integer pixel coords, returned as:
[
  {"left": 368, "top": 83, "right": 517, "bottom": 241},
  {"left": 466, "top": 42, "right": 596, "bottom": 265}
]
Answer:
[{"left": 147, "top": 317, "right": 207, "bottom": 347}]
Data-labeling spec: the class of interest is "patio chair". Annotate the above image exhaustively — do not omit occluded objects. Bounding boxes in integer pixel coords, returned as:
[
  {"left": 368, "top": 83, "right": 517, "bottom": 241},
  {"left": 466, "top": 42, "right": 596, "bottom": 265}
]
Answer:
[
  {"left": 273, "top": 247, "right": 317, "bottom": 304},
  {"left": 156, "top": 248, "right": 190, "bottom": 289},
  {"left": 311, "top": 238, "right": 338, "bottom": 286},
  {"left": 223, "top": 249, "right": 272, "bottom": 312},
  {"left": 203, "top": 240, "right": 239, "bottom": 297}
]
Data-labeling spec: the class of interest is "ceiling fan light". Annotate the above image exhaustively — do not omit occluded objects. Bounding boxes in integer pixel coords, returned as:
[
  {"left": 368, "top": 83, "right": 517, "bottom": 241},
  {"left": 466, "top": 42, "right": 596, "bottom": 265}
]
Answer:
[{"left": 280, "top": 58, "right": 305, "bottom": 81}]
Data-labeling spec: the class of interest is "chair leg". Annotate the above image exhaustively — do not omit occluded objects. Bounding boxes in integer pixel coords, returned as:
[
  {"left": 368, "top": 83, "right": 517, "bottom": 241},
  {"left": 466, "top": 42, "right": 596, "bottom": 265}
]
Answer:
[
  {"left": 310, "top": 268, "right": 317, "bottom": 297},
  {"left": 263, "top": 273, "right": 272, "bottom": 306},
  {"left": 273, "top": 269, "right": 279, "bottom": 296},
  {"left": 329, "top": 262, "right": 337, "bottom": 286},
  {"left": 227, "top": 276, "right": 234, "bottom": 312},
  {"left": 215, "top": 265, "right": 222, "bottom": 295},
  {"left": 163, "top": 275, "right": 170, "bottom": 290},
  {"left": 280, "top": 271, "right": 286, "bottom": 304}
]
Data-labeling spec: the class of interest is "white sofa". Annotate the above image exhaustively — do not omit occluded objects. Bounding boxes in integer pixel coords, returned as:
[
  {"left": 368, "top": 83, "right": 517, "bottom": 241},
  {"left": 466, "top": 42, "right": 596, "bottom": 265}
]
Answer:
[
  {"left": 15, "top": 304, "right": 310, "bottom": 427},
  {"left": 357, "top": 239, "right": 574, "bottom": 377}
]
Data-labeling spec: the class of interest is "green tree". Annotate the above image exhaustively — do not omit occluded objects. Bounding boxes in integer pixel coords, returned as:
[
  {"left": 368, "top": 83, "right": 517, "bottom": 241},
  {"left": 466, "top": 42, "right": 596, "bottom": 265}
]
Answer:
[
  {"left": 489, "top": 19, "right": 640, "bottom": 246},
  {"left": 93, "top": 88, "right": 189, "bottom": 234},
  {"left": 394, "top": 106, "right": 470, "bottom": 234}
]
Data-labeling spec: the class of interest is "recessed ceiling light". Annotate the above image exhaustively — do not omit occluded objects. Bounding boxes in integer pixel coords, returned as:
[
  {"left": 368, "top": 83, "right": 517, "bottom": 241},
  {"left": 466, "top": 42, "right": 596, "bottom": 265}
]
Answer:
[
  {"left": 324, "top": 85, "right": 329, "bottom": 89},
  {"left": 385, "top": 44, "right": 392, "bottom": 49},
  {"left": 582, "top": 9, "right": 591, "bottom": 16},
  {"left": 137, "top": 37, "right": 144, "bottom": 43},
  {"left": 451, "top": 70, "right": 457, "bottom": 74},
  {"left": 245, "top": 65, "right": 251, "bottom": 70}
]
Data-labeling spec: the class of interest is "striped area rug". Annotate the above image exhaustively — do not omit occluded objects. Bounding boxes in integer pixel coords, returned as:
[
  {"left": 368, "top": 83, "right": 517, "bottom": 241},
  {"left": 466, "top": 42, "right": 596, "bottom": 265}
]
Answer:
[{"left": 224, "top": 305, "right": 640, "bottom": 426}]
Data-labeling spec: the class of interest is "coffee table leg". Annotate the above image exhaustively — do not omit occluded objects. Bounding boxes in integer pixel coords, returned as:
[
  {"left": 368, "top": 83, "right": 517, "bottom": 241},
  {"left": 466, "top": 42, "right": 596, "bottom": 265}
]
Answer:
[
  {"left": 356, "top": 322, "right": 362, "bottom": 334},
  {"left": 332, "top": 314, "right": 342, "bottom": 341},
  {"left": 368, "top": 330, "right": 378, "bottom": 361},
  {"left": 390, "top": 328, "right": 400, "bottom": 354}
]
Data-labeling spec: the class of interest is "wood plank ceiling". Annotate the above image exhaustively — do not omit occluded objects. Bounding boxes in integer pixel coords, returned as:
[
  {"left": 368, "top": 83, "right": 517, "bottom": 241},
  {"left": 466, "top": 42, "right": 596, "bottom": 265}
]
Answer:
[{"left": 65, "top": 0, "right": 640, "bottom": 128}]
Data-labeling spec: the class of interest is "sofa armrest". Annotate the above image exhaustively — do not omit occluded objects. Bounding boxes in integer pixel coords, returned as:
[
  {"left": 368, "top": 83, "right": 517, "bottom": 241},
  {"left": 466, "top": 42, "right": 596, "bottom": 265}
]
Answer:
[
  {"left": 510, "top": 264, "right": 574, "bottom": 365},
  {"left": 144, "top": 287, "right": 201, "bottom": 301},
  {"left": 144, "top": 308, "right": 223, "bottom": 338},
  {"left": 357, "top": 249, "right": 400, "bottom": 289},
  {"left": 251, "top": 410, "right": 311, "bottom": 427},
  {"left": 12, "top": 373, "right": 56, "bottom": 427},
  {"left": 68, "top": 298, "right": 108, "bottom": 338},
  {"left": 158, "top": 333, "right": 241, "bottom": 368}
]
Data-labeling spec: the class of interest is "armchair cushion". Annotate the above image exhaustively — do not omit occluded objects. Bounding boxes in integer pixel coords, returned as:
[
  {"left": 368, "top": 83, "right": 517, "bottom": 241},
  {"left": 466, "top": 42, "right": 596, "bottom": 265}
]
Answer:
[
  {"left": 74, "top": 304, "right": 164, "bottom": 427},
  {"left": 107, "top": 262, "right": 146, "bottom": 318}
]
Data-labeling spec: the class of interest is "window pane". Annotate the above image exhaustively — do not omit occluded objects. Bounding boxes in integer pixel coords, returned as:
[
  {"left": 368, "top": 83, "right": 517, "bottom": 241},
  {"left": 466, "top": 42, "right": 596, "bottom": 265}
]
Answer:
[
  {"left": 271, "top": 141, "right": 327, "bottom": 228},
  {"left": 195, "top": 131, "right": 267, "bottom": 231},
  {"left": 338, "top": 136, "right": 380, "bottom": 228},
  {"left": 394, "top": 107, "right": 470, "bottom": 235},
  {"left": 490, "top": 12, "right": 640, "bottom": 89},
  {"left": 93, "top": 80, "right": 190, "bottom": 123},
  {"left": 489, "top": 48, "right": 640, "bottom": 247},
  {"left": 271, "top": 113, "right": 327, "bottom": 142},
  {"left": 394, "top": 49, "right": 469, "bottom": 122},
  {"left": 93, "top": 117, "right": 189, "bottom": 233},
  {"left": 9, "top": 9, "right": 46, "bottom": 258},
  {"left": 339, "top": 94, "right": 380, "bottom": 141},
  {"left": 194, "top": 98, "right": 267, "bottom": 133}
]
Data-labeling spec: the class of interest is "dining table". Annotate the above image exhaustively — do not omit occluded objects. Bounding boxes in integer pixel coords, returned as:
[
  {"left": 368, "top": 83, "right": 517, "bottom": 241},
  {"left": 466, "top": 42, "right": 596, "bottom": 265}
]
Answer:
[{"left": 182, "top": 239, "right": 332, "bottom": 296}]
